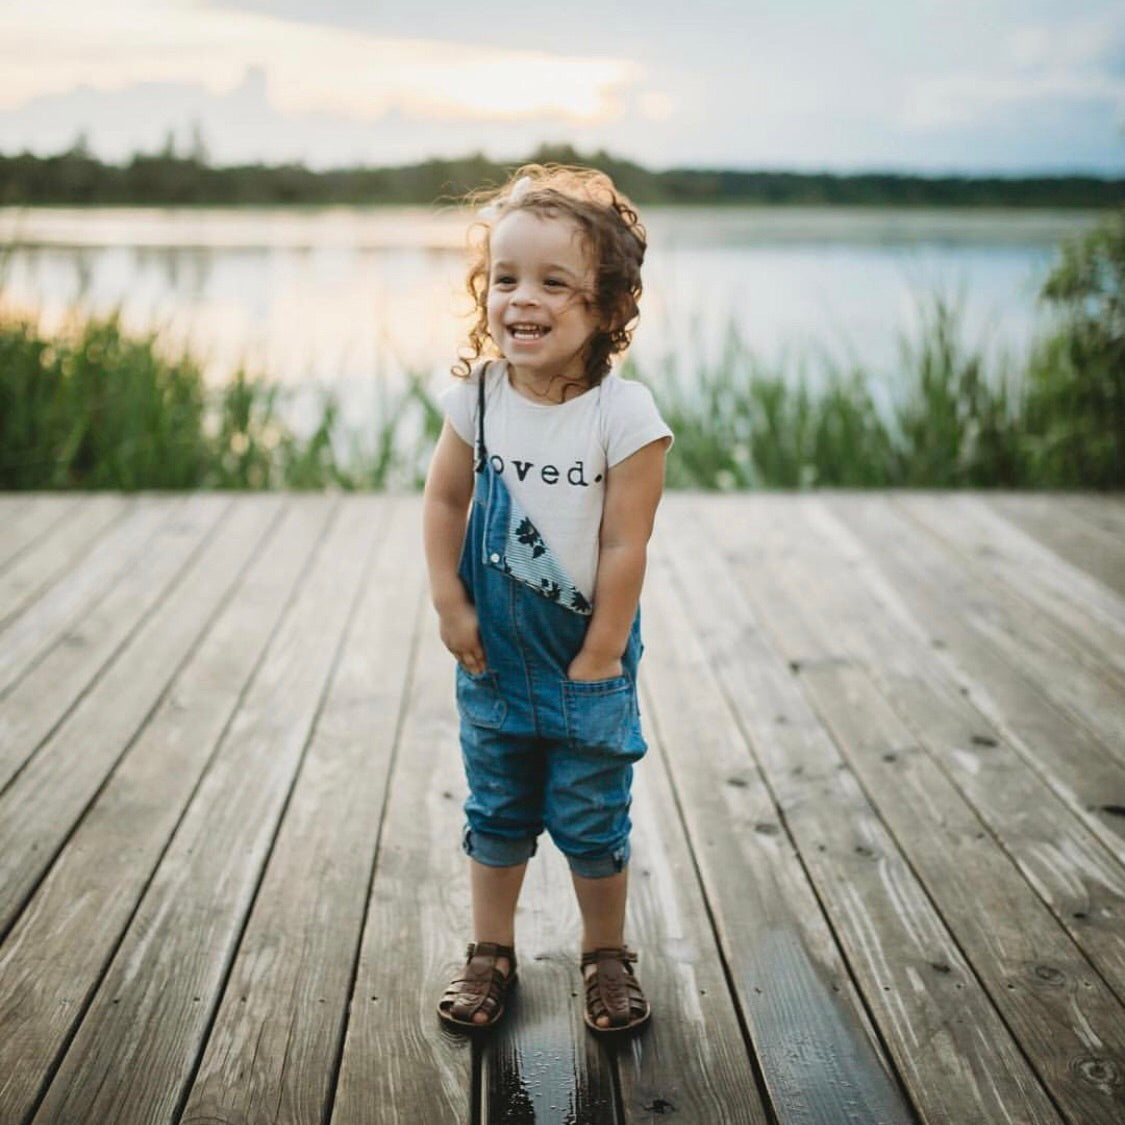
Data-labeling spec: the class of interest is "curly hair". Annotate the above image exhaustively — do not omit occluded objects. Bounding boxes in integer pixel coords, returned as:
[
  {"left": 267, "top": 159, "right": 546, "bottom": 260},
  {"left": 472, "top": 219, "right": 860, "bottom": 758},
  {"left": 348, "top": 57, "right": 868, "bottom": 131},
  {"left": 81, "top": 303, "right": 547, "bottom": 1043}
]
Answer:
[{"left": 452, "top": 164, "right": 646, "bottom": 392}]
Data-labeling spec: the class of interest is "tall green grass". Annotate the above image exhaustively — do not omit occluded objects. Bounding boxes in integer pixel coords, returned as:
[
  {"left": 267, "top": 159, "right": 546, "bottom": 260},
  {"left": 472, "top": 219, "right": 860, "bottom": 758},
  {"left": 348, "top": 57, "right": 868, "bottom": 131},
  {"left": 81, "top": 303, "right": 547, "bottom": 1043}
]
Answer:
[
  {"left": 2, "top": 210, "right": 1121, "bottom": 490},
  {"left": 0, "top": 310, "right": 441, "bottom": 490}
]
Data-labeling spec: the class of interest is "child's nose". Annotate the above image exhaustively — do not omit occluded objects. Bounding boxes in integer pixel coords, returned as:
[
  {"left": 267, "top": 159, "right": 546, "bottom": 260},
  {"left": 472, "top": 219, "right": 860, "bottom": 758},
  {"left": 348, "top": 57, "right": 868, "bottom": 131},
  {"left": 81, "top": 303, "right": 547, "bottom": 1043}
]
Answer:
[{"left": 511, "top": 283, "right": 539, "bottom": 305}]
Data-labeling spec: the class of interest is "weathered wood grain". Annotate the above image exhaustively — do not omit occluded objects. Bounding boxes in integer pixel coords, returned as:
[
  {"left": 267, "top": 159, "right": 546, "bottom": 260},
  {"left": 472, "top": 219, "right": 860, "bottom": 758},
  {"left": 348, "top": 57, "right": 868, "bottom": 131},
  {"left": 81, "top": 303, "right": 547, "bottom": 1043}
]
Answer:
[
  {"left": 722, "top": 502, "right": 1125, "bottom": 1123},
  {"left": 0, "top": 496, "right": 80, "bottom": 571},
  {"left": 0, "top": 496, "right": 188, "bottom": 693},
  {"left": 831, "top": 496, "right": 1125, "bottom": 862},
  {"left": 3, "top": 492, "right": 1121, "bottom": 1124},
  {"left": 28, "top": 498, "right": 376, "bottom": 1125},
  {"left": 675, "top": 497, "right": 1061, "bottom": 1125},
  {"left": 0, "top": 495, "right": 308, "bottom": 1123},
  {"left": 638, "top": 532, "right": 906, "bottom": 1125},
  {"left": 179, "top": 499, "right": 425, "bottom": 1125},
  {"left": 742, "top": 495, "right": 1125, "bottom": 1002},
  {"left": 0, "top": 495, "right": 248, "bottom": 794},
  {"left": 1063, "top": 495, "right": 1125, "bottom": 541},
  {"left": 0, "top": 494, "right": 127, "bottom": 628},
  {"left": 897, "top": 494, "right": 1125, "bottom": 683},
  {"left": 330, "top": 604, "right": 474, "bottom": 1125},
  {"left": 983, "top": 495, "right": 1125, "bottom": 600},
  {"left": 0, "top": 494, "right": 246, "bottom": 935}
]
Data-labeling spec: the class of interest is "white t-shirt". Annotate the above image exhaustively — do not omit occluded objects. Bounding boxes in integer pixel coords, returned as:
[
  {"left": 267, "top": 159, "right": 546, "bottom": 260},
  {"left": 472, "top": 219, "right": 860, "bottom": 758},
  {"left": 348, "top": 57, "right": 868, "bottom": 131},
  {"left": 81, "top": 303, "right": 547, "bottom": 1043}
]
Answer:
[{"left": 439, "top": 361, "right": 674, "bottom": 603}]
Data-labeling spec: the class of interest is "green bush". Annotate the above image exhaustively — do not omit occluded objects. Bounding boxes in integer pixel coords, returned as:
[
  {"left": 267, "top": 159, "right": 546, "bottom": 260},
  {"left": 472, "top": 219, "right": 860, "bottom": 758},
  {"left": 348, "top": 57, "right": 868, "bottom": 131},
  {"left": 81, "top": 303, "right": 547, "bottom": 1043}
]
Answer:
[{"left": 1022, "top": 209, "right": 1124, "bottom": 487}]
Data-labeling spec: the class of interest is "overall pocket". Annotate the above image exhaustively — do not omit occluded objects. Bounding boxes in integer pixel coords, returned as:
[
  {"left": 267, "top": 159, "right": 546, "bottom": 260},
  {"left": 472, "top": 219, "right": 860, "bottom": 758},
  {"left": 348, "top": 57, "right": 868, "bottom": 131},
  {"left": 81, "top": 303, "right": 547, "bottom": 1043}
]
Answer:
[
  {"left": 561, "top": 676, "right": 635, "bottom": 751},
  {"left": 456, "top": 667, "right": 507, "bottom": 729}
]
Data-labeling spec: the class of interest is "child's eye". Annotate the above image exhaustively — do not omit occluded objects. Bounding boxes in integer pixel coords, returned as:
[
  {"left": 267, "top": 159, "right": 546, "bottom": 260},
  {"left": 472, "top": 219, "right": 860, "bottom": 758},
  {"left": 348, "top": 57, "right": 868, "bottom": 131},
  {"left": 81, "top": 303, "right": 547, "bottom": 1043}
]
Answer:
[
  {"left": 544, "top": 278, "right": 567, "bottom": 288},
  {"left": 493, "top": 275, "right": 516, "bottom": 286}
]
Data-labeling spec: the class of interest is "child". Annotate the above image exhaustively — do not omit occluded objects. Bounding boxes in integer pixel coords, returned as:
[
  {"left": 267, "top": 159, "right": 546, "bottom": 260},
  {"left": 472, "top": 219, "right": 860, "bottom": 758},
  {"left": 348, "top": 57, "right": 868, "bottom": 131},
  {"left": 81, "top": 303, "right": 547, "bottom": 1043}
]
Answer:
[{"left": 422, "top": 164, "right": 673, "bottom": 1034}]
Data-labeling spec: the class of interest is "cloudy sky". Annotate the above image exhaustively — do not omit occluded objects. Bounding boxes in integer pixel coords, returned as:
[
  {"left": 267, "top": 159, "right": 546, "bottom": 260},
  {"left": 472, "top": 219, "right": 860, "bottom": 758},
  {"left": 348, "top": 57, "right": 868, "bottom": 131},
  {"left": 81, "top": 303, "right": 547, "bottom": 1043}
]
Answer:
[{"left": 1, "top": 0, "right": 1122, "bottom": 173}]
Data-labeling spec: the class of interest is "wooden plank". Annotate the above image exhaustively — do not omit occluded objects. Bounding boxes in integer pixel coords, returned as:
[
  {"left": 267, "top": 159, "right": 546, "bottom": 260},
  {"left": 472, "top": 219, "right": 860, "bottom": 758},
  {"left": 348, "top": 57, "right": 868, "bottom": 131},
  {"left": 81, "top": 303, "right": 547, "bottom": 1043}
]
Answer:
[
  {"left": 29, "top": 498, "right": 376, "bottom": 1125},
  {"left": 743, "top": 495, "right": 1125, "bottom": 1002},
  {"left": 0, "top": 495, "right": 311, "bottom": 1124},
  {"left": 897, "top": 494, "right": 1125, "bottom": 682},
  {"left": 830, "top": 495, "right": 1125, "bottom": 861},
  {"left": 481, "top": 844, "right": 620, "bottom": 1125},
  {"left": 633, "top": 540, "right": 902, "bottom": 1124},
  {"left": 0, "top": 496, "right": 80, "bottom": 571},
  {"left": 665, "top": 496, "right": 1062, "bottom": 1125},
  {"left": 715, "top": 500, "right": 1125, "bottom": 1124},
  {"left": 873, "top": 507, "right": 1125, "bottom": 761},
  {"left": 178, "top": 498, "right": 422, "bottom": 1125},
  {"left": 0, "top": 497, "right": 184, "bottom": 694},
  {"left": 0, "top": 494, "right": 128, "bottom": 628},
  {"left": 0, "top": 494, "right": 241, "bottom": 935},
  {"left": 0, "top": 495, "right": 239, "bottom": 794},
  {"left": 617, "top": 721, "right": 772, "bottom": 1122},
  {"left": 1064, "top": 495, "right": 1125, "bottom": 541},
  {"left": 982, "top": 495, "right": 1125, "bottom": 600},
  {"left": 331, "top": 603, "right": 474, "bottom": 1125}
]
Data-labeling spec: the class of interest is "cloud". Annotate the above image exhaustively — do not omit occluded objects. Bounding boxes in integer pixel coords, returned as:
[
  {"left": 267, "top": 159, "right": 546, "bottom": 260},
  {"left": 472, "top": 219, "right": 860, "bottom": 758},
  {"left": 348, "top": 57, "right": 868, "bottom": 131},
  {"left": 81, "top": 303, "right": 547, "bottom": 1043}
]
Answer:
[
  {"left": 901, "top": 11, "right": 1125, "bottom": 129},
  {"left": 0, "top": 0, "right": 639, "bottom": 125}
]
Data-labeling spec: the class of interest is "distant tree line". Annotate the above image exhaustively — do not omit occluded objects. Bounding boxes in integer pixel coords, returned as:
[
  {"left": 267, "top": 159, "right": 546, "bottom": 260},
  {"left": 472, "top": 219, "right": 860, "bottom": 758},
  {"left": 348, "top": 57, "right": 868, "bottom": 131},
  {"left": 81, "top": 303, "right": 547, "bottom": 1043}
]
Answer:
[{"left": 1, "top": 140, "right": 1122, "bottom": 209}]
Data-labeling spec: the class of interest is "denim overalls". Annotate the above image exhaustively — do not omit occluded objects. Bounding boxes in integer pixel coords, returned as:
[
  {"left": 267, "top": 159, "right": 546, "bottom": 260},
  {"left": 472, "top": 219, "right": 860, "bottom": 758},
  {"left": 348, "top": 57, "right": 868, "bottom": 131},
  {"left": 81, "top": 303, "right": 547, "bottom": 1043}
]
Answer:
[{"left": 455, "top": 366, "right": 647, "bottom": 879}]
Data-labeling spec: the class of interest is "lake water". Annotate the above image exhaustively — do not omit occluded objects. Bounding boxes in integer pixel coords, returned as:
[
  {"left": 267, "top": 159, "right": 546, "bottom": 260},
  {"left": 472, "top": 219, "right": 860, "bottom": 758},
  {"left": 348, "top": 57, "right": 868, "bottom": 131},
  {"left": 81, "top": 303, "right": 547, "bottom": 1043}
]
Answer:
[{"left": 0, "top": 205, "right": 1102, "bottom": 426}]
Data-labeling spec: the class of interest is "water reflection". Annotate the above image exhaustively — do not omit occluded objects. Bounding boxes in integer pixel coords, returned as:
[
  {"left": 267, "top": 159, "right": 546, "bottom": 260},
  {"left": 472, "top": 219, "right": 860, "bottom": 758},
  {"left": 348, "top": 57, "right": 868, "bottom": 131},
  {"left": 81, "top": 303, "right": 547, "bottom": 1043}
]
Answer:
[{"left": 0, "top": 206, "right": 1101, "bottom": 416}]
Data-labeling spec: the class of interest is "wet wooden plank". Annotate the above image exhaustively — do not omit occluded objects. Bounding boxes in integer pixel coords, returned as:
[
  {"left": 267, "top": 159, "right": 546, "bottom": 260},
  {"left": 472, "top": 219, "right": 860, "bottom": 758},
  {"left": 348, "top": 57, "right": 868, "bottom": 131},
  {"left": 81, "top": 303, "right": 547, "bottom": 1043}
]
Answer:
[
  {"left": 833, "top": 496, "right": 1125, "bottom": 862},
  {"left": 983, "top": 495, "right": 1125, "bottom": 600},
  {"left": 749, "top": 495, "right": 1125, "bottom": 1001},
  {"left": 179, "top": 499, "right": 423, "bottom": 1125},
  {"left": 635, "top": 541, "right": 891, "bottom": 1125},
  {"left": 481, "top": 844, "right": 619, "bottom": 1125},
  {"left": 0, "top": 495, "right": 308, "bottom": 1124},
  {"left": 721, "top": 503, "right": 1125, "bottom": 1124},
  {"left": 0, "top": 495, "right": 246, "bottom": 794},
  {"left": 615, "top": 698, "right": 772, "bottom": 1123},
  {"left": 29, "top": 498, "right": 376, "bottom": 1125},
  {"left": 0, "top": 496, "right": 181, "bottom": 693},
  {"left": 330, "top": 602, "right": 474, "bottom": 1125},
  {"left": 0, "top": 494, "right": 127, "bottom": 627},
  {"left": 676, "top": 497, "right": 1062, "bottom": 1125},
  {"left": 0, "top": 495, "right": 80, "bottom": 571}
]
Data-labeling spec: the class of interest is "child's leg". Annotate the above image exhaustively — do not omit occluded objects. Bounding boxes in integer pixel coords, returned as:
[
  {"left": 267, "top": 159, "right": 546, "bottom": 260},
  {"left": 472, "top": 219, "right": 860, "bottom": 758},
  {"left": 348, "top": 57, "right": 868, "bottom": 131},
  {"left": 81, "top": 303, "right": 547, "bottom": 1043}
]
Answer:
[
  {"left": 445, "top": 857, "right": 526, "bottom": 1027},
  {"left": 571, "top": 868, "right": 628, "bottom": 951},
  {"left": 471, "top": 857, "right": 528, "bottom": 954},
  {"left": 572, "top": 868, "right": 632, "bottom": 1030}
]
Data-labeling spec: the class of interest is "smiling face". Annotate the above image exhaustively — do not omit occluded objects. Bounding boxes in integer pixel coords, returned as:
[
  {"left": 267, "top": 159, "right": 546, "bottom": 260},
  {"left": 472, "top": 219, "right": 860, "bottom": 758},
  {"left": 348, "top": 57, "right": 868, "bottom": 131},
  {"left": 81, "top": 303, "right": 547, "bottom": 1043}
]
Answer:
[{"left": 486, "top": 209, "right": 602, "bottom": 396}]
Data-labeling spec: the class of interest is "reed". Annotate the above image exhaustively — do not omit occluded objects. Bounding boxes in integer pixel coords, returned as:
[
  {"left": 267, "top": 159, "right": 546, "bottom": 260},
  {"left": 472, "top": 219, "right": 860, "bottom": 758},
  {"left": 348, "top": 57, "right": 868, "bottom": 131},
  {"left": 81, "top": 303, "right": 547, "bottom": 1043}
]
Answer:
[{"left": 2, "top": 210, "right": 1121, "bottom": 490}]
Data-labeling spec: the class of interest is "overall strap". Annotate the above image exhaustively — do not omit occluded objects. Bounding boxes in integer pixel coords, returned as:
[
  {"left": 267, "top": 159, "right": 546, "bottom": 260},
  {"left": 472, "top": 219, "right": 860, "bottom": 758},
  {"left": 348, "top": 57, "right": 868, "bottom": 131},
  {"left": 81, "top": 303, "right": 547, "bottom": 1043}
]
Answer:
[{"left": 474, "top": 361, "right": 489, "bottom": 473}]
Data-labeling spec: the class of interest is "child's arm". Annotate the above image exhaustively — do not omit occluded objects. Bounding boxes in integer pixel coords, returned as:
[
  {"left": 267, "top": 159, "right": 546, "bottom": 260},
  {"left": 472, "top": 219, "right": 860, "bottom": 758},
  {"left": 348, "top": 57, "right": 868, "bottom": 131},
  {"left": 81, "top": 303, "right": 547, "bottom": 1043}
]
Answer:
[
  {"left": 568, "top": 438, "right": 670, "bottom": 682},
  {"left": 422, "top": 420, "right": 487, "bottom": 674}
]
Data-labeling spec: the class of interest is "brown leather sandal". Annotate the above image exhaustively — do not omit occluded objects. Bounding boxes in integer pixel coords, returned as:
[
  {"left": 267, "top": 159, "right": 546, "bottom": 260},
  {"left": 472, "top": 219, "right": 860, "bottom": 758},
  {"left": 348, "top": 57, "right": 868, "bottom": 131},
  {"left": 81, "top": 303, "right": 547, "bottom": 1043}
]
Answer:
[
  {"left": 437, "top": 941, "right": 517, "bottom": 1029},
  {"left": 581, "top": 946, "right": 651, "bottom": 1034}
]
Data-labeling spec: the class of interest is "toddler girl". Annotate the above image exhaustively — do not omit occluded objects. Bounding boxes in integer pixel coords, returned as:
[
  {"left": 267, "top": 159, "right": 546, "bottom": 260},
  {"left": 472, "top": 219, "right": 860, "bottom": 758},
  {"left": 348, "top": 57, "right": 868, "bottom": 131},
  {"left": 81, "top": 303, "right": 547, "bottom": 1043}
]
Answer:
[{"left": 422, "top": 164, "right": 672, "bottom": 1033}]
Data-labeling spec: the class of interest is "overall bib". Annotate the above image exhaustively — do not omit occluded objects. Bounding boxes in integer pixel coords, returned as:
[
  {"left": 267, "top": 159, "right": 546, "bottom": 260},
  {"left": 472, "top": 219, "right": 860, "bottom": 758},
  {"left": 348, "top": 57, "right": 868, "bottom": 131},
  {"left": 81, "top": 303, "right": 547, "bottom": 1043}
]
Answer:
[{"left": 455, "top": 367, "right": 647, "bottom": 879}]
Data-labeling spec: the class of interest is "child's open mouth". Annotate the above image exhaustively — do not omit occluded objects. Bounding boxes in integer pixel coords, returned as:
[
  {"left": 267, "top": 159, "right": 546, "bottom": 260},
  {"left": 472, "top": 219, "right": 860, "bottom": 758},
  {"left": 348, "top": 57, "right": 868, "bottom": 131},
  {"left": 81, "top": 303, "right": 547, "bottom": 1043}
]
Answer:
[{"left": 508, "top": 323, "right": 549, "bottom": 340}]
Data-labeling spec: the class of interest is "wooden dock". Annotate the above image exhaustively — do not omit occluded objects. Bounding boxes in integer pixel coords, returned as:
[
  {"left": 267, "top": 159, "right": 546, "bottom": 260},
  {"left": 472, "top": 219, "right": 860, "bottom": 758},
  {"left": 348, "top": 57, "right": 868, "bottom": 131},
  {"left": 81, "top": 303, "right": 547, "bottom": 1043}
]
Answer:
[{"left": 1, "top": 491, "right": 1123, "bottom": 1125}]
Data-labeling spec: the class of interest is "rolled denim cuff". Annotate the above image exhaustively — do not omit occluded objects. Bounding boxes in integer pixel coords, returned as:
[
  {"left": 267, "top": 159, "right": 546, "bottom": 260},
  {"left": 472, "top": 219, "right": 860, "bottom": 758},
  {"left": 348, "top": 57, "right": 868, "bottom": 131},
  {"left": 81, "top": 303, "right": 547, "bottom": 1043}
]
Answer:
[
  {"left": 461, "top": 823, "right": 538, "bottom": 868},
  {"left": 563, "top": 840, "right": 630, "bottom": 879}
]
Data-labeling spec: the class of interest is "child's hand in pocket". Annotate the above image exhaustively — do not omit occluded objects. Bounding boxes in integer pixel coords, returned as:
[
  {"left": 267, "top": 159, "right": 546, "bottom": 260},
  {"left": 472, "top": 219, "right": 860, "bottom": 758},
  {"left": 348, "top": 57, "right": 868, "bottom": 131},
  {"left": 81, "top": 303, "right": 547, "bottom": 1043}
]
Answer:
[
  {"left": 439, "top": 603, "right": 487, "bottom": 674},
  {"left": 567, "top": 650, "right": 623, "bottom": 683}
]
